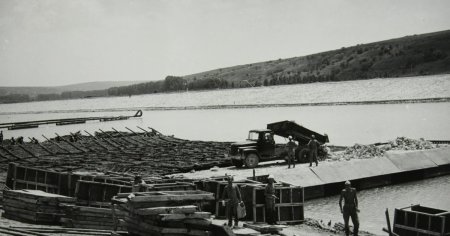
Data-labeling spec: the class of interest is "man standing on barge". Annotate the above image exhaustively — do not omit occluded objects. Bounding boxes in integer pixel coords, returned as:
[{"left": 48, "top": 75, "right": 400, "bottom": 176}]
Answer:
[{"left": 339, "top": 180, "right": 359, "bottom": 236}]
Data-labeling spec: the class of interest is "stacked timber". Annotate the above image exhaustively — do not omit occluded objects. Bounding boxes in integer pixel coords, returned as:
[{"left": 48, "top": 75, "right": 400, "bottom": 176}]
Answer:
[
  {"left": 113, "top": 190, "right": 216, "bottom": 236},
  {"left": 61, "top": 205, "right": 127, "bottom": 231},
  {"left": 2, "top": 189, "right": 75, "bottom": 224}
]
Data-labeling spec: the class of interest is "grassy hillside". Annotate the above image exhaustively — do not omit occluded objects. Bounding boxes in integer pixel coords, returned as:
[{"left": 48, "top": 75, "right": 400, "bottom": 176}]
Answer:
[{"left": 182, "top": 30, "right": 450, "bottom": 87}]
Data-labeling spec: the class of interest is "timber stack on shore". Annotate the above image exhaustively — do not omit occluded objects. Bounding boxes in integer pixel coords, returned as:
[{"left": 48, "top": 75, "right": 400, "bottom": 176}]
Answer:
[
  {"left": 0, "top": 127, "right": 230, "bottom": 178},
  {"left": 113, "top": 190, "right": 218, "bottom": 236},
  {"left": 2, "top": 189, "right": 75, "bottom": 224},
  {"left": 61, "top": 205, "right": 127, "bottom": 231}
]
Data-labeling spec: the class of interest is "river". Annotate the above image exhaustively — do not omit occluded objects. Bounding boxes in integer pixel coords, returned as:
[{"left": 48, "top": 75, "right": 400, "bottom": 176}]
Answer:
[
  {"left": 1, "top": 102, "right": 449, "bottom": 146},
  {"left": 305, "top": 175, "right": 450, "bottom": 235}
]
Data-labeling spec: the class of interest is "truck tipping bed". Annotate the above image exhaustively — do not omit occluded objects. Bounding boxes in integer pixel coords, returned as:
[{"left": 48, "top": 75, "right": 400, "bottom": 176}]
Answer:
[{"left": 267, "top": 120, "right": 329, "bottom": 144}]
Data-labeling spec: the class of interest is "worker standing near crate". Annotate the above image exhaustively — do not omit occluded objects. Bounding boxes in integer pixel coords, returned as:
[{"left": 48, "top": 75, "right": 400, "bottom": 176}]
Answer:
[
  {"left": 286, "top": 136, "right": 297, "bottom": 168},
  {"left": 339, "top": 180, "right": 359, "bottom": 236},
  {"left": 221, "top": 176, "right": 243, "bottom": 228},
  {"left": 265, "top": 175, "right": 277, "bottom": 225}
]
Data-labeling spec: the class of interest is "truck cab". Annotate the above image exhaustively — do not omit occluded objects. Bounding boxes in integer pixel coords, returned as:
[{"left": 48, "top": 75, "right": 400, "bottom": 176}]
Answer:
[{"left": 230, "top": 129, "right": 284, "bottom": 168}]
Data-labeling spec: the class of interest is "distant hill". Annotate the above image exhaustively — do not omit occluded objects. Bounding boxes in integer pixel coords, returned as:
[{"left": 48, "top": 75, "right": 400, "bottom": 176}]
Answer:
[
  {"left": 181, "top": 30, "right": 450, "bottom": 87},
  {"left": 0, "top": 81, "right": 146, "bottom": 97},
  {"left": 107, "top": 30, "right": 450, "bottom": 97}
]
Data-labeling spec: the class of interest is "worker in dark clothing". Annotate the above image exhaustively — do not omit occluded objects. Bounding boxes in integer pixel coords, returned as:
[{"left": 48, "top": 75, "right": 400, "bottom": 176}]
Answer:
[
  {"left": 0, "top": 131, "right": 3, "bottom": 145},
  {"left": 308, "top": 134, "right": 319, "bottom": 167},
  {"left": 286, "top": 136, "right": 297, "bottom": 168},
  {"left": 265, "top": 175, "right": 277, "bottom": 225},
  {"left": 132, "top": 175, "right": 147, "bottom": 192},
  {"left": 221, "top": 176, "right": 242, "bottom": 228},
  {"left": 17, "top": 136, "right": 24, "bottom": 144},
  {"left": 339, "top": 180, "right": 359, "bottom": 236}
]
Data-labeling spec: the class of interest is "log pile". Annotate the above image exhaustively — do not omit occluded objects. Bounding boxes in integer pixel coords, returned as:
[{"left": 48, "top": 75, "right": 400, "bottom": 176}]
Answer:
[
  {"left": 0, "top": 127, "right": 231, "bottom": 178},
  {"left": 2, "top": 189, "right": 75, "bottom": 224},
  {"left": 61, "top": 205, "right": 127, "bottom": 231},
  {"left": 113, "top": 190, "right": 216, "bottom": 236}
]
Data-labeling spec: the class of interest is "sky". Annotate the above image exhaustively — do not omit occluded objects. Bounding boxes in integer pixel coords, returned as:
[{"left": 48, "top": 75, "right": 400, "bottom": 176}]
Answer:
[{"left": 0, "top": 0, "right": 449, "bottom": 87}]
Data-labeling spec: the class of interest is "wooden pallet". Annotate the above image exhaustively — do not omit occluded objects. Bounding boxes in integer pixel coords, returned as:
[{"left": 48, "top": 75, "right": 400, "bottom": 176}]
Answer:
[{"left": 393, "top": 205, "right": 450, "bottom": 236}]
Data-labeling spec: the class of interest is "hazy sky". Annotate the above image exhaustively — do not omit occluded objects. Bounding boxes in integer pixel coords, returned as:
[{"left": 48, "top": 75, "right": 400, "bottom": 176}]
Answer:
[{"left": 0, "top": 0, "right": 449, "bottom": 87}]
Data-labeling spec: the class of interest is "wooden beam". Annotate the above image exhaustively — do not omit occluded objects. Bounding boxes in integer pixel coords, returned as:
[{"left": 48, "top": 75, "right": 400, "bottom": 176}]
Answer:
[
  {"left": 42, "top": 135, "right": 71, "bottom": 154},
  {"left": 17, "top": 145, "right": 38, "bottom": 158},
  {"left": 55, "top": 133, "right": 87, "bottom": 153}
]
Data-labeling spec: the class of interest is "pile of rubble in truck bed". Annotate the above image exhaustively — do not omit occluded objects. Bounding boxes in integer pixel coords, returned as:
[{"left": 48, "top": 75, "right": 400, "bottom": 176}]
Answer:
[
  {"left": 328, "top": 137, "right": 439, "bottom": 161},
  {"left": 0, "top": 127, "right": 230, "bottom": 177}
]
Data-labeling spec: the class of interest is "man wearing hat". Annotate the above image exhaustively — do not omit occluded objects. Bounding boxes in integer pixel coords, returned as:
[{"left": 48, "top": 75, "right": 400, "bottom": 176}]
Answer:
[
  {"left": 286, "top": 136, "right": 297, "bottom": 168},
  {"left": 308, "top": 134, "right": 319, "bottom": 167},
  {"left": 339, "top": 180, "right": 359, "bottom": 236},
  {"left": 221, "top": 176, "right": 243, "bottom": 228},
  {"left": 265, "top": 175, "right": 277, "bottom": 224}
]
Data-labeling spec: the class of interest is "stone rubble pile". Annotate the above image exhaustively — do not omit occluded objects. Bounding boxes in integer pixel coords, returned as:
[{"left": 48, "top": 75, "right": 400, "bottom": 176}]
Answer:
[
  {"left": 384, "top": 137, "right": 435, "bottom": 151},
  {"left": 328, "top": 137, "right": 438, "bottom": 161}
]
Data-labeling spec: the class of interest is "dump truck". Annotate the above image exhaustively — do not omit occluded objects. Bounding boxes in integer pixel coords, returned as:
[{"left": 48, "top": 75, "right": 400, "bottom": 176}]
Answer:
[{"left": 229, "top": 120, "right": 329, "bottom": 168}]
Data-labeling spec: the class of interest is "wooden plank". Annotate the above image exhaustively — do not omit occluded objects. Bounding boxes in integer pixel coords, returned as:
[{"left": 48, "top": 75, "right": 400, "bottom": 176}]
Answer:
[
  {"left": 0, "top": 145, "right": 26, "bottom": 161},
  {"left": 393, "top": 224, "right": 441, "bottom": 236},
  {"left": 156, "top": 212, "right": 212, "bottom": 221},
  {"left": 55, "top": 133, "right": 87, "bottom": 153},
  {"left": 4, "top": 190, "right": 75, "bottom": 202},
  {"left": 18, "top": 145, "right": 39, "bottom": 158},
  {"left": 42, "top": 135, "right": 72, "bottom": 153},
  {"left": 124, "top": 216, "right": 210, "bottom": 236},
  {"left": 129, "top": 191, "right": 215, "bottom": 203},
  {"left": 135, "top": 205, "right": 198, "bottom": 216}
]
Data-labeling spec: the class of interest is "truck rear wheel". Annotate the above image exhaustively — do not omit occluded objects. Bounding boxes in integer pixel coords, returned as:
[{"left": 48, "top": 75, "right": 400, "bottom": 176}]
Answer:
[
  {"left": 245, "top": 153, "right": 259, "bottom": 168},
  {"left": 231, "top": 159, "right": 243, "bottom": 168},
  {"left": 297, "top": 148, "right": 310, "bottom": 163}
]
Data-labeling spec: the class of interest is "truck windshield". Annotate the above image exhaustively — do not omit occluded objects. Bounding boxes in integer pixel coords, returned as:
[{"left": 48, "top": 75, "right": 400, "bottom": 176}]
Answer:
[{"left": 247, "top": 131, "right": 259, "bottom": 141}]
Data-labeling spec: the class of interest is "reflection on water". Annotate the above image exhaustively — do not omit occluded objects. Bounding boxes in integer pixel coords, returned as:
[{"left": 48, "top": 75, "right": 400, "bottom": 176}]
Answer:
[
  {"left": 1, "top": 103, "right": 449, "bottom": 146},
  {"left": 305, "top": 175, "right": 450, "bottom": 234}
]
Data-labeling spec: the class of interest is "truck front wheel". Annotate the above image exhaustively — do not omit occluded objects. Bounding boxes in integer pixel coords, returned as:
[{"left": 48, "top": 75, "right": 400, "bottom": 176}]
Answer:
[
  {"left": 245, "top": 153, "right": 259, "bottom": 168},
  {"left": 231, "top": 159, "right": 244, "bottom": 168}
]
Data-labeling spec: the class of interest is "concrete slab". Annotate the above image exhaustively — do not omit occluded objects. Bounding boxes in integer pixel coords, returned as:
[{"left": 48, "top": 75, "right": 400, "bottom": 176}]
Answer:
[
  {"left": 274, "top": 167, "right": 324, "bottom": 187},
  {"left": 423, "top": 147, "right": 450, "bottom": 166},
  {"left": 309, "top": 157, "right": 400, "bottom": 184},
  {"left": 386, "top": 150, "right": 438, "bottom": 171}
]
